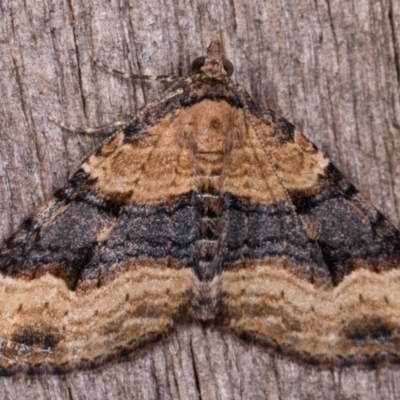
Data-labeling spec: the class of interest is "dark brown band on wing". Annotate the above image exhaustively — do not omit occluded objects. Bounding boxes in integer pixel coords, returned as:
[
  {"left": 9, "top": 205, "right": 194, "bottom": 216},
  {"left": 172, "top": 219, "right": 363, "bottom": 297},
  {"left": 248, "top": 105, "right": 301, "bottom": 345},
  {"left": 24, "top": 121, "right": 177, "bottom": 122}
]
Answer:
[
  {"left": 1, "top": 185, "right": 399, "bottom": 290},
  {"left": 293, "top": 162, "right": 400, "bottom": 284}
]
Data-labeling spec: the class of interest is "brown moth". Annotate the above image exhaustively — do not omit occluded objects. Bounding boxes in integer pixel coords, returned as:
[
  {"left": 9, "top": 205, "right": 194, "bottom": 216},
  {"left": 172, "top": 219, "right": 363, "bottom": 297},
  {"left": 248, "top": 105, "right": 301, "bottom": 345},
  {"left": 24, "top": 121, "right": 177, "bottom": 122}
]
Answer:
[{"left": 0, "top": 37, "right": 399, "bottom": 375}]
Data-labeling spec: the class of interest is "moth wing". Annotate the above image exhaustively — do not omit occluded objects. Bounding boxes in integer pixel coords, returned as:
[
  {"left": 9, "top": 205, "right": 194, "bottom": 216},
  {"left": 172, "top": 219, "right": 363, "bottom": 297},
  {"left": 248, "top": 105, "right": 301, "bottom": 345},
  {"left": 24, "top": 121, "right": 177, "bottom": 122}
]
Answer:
[
  {"left": 220, "top": 104, "right": 400, "bottom": 364},
  {"left": 0, "top": 102, "right": 198, "bottom": 374}
]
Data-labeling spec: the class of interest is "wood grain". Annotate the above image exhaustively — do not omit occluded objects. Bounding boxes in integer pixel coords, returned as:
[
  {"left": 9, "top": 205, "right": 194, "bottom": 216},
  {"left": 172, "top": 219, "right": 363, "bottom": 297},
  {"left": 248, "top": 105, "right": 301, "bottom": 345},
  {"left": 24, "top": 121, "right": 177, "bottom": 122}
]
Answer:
[{"left": 0, "top": 0, "right": 399, "bottom": 398}]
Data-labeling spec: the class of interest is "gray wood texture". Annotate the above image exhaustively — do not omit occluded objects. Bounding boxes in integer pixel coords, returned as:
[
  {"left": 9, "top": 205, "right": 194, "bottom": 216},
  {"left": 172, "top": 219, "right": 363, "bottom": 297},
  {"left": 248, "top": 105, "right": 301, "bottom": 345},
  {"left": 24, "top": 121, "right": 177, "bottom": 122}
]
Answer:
[{"left": 0, "top": 0, "right": 399, "bottom": 398}]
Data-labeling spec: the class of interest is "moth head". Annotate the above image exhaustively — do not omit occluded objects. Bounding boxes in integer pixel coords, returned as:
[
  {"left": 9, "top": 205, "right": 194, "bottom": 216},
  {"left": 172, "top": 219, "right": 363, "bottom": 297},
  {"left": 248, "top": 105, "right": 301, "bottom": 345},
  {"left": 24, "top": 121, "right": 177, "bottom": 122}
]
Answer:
[{"left": 191, "top": 37, "right": 234, "bottom": 77}]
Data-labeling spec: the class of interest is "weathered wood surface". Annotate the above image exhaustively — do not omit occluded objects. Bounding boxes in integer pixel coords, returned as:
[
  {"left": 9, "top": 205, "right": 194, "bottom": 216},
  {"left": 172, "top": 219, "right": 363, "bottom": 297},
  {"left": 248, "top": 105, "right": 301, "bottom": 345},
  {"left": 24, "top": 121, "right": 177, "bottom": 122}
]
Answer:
[{"left": 0, "top": 0, "right": 399, "bottom": 398}]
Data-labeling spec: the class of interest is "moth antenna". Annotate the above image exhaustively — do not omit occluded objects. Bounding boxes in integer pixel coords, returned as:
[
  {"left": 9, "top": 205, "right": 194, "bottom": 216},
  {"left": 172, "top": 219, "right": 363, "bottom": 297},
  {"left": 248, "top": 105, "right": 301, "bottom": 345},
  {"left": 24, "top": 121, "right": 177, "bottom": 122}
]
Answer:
[
  {"left": 88, "top": 52, "right": 182, "bottom": 83},
  {"left": 48, "top": 115, "right": 131, "bottom": 134}
]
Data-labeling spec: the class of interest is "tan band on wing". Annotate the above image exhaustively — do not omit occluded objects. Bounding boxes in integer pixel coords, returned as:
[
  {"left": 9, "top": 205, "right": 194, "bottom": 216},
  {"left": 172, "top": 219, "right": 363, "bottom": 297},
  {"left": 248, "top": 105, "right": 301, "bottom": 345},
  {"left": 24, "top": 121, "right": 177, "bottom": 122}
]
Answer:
[
  {"left": 0, "top": 261, "right": 194, "bottom": 370},
  {"left": 83, "top": 100, "right": 328, "bottom": 205},
  {"left": 222, "top": 261, "right": 400, "bottom": 359}
]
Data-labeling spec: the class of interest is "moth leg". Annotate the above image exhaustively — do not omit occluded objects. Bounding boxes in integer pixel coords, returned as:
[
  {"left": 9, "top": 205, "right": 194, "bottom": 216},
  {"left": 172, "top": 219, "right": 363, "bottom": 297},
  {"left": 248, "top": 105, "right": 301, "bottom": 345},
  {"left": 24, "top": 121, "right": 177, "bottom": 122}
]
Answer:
[
  {"left": 48, "top": 115, "right": 131, "bottom": 134},
  {"left": 129, "top": 77, "right": 193, "bottom": 113},
  {"left": 229, "top": 82, "right": 252, "bottom": 104},
  {"left": 88, "top": 52, "right": 180, "bottom": 83},
  {"left": 48, "top": 80, "right": 189, "bottom": 134},
  {"left": 140, "top": 79, "right": 190, "bottom": 109}
]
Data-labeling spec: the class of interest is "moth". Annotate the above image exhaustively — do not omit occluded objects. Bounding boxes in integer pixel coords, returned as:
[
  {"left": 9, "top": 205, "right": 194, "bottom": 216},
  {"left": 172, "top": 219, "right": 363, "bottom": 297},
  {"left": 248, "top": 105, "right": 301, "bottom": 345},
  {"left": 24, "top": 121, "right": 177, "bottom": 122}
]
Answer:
[{"left": 0, "top": 37, "right": 399, "bottom": 375}]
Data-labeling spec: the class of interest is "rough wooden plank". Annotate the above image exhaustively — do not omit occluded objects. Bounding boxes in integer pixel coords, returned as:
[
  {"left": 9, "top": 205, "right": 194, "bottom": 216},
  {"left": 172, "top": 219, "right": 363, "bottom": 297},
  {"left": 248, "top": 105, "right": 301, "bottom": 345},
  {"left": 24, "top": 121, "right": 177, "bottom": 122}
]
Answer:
[{"left": 0, "top": 0, "right": 399, "bottom": 398}]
